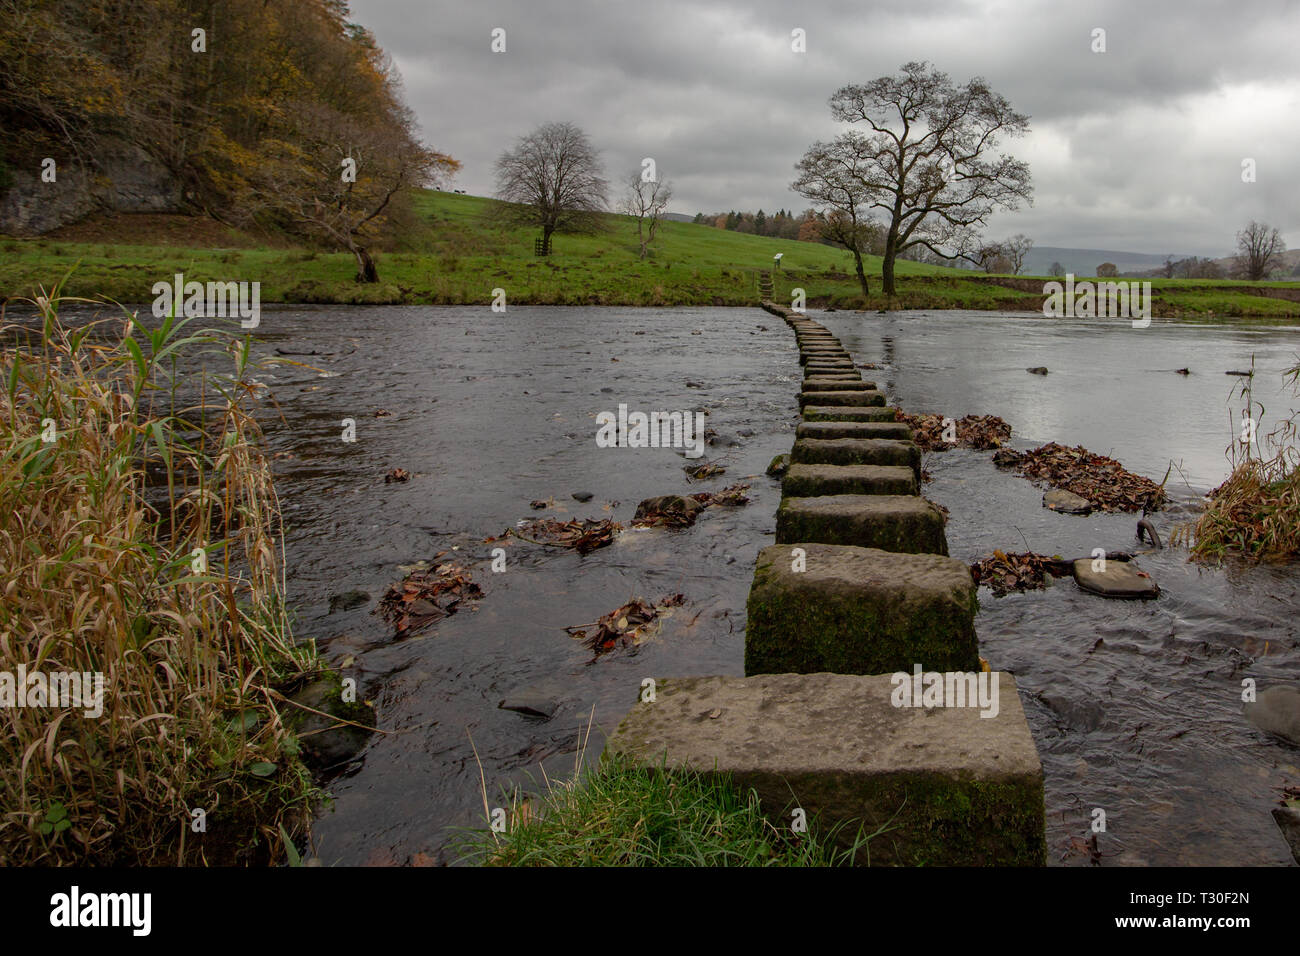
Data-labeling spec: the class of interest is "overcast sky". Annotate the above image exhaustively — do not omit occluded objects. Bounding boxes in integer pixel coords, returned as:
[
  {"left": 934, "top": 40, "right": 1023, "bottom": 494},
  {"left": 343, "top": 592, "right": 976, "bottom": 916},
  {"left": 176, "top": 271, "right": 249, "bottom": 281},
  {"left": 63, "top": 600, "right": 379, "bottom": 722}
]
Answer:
[{"left": 348, "top": 0, "right": 1299, "bottom": 257}]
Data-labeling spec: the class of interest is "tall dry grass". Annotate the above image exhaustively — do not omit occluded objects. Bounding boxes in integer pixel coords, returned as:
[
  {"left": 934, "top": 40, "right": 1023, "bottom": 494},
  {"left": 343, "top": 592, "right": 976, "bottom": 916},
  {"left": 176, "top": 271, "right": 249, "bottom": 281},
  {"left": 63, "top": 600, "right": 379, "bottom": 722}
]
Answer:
[
  {"left": 1183, "top": 358, "right": 1300, "bottom": 562},
  {"left": 0, "top": 289, "right": 319, "bottom": 865}
]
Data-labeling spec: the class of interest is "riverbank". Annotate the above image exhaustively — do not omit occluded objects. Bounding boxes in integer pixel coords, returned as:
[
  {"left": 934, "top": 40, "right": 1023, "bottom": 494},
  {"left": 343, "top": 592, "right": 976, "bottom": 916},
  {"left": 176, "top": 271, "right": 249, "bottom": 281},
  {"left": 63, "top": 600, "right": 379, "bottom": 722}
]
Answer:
[
  {"left": 4, "top": 193, "right": 1298, "bottom": 317},
  {"left": 0, "top": 295, "right": 332, "bottom": 865}
]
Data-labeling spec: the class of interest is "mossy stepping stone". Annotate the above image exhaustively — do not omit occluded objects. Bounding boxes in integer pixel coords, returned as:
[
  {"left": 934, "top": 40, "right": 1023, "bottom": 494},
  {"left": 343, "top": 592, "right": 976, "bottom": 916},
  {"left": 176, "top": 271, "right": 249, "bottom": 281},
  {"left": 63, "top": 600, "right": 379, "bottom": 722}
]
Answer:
[
  {"left": 776, "top": 494, "right": 947, "bottom": 554},
  {"left": 803, "top": 405, "right": 898, "bottom": 422},
  {"left": 797, "top": 420, "right": 912, "bottom": 441},
  {"left": 797, "top": 390, "right": 886, "bottom": 409},
  {"left": 782, "top": 463, "right": 918, "bottom": 497}
]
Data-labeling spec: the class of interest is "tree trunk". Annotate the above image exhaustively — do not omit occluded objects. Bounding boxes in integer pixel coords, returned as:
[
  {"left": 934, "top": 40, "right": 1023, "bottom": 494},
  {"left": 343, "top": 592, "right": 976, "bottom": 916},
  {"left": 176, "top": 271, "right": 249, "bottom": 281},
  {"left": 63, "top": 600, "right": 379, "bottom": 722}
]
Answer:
[
  {"left": 882, "top": 232, "right": 898, "bottom": 297},
  {"left": 852, "top": 249, "right": 870, "bottom": 299},
  {"left": 354, "top": 246, "right": 378, "bottom": 283}
]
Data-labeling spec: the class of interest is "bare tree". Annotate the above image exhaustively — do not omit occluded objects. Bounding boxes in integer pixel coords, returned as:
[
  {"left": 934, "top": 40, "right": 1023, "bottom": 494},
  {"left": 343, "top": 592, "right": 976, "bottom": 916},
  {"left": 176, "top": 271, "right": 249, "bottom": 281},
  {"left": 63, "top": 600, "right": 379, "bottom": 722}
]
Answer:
[
  {"left": 1048, "top": 261, "right": 1066, "bottom": 277},
  {"left": 1005, "top": 234, "right": 1033, "bottom": 274},
  {"left": 805, "top": 62, "right": 1033, "bottom": 295},
  {"left": 1236, "top": 221, "right": 1286, "bottom": 280},
  {"left": 494, "top": 121, "right": 608, "bottom": 251},
  {"left": 977, "top": 241, "right": 1011, "bottom": 273},
  {"left": 622, "top": 170, "right": 672, "bottom": 259},
  {"left": 791, "top": 135, "right": 882, "bottom": 297},
  {"left": 240, "top": 101, "right": 457, "bottom": 282}
]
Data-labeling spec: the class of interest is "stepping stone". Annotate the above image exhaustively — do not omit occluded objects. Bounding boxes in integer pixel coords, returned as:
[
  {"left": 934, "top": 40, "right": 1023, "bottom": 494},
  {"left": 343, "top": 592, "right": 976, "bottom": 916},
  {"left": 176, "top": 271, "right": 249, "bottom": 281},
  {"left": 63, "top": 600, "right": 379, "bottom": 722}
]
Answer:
[
  {"left": 1244, "top": 684, "right": 1300, "bottom": 746},
  {"left": 776, "top": 494, "right": 947, "bottom": 554},
  {"left": 804, "top": 364, "right": 857, "bottom": 373},
  {"left": 791, "top": 437, "right": 920, "bottom": 478},
  {"left": 1044, "top": 488, "right": 1093, "bottom": 515},
  {"left": 783, "top": 463, "right": 917, "bottom": 497},
  {"left": 800, "top": 355, "right": 852, "bottom": 367},
  {"left": 605, "top": 671, "right": 1045, "bottom": 866},
  {"left": 797, "top": 420, "right": 912, "bottom": 441},
  {"left": 803, "top": 405, "right": 898, "bottom": 422},
  {"left": 1071, "top": 558, "right": 1158, "bottom": 598},
  {"left": 802, "top": 379, "right": 877, "bottom": 392},
  {"left": 745, "top": 542, "right": 977, "bottom": 674},
  {"left": 798, "top": 390, "right": 886, "bottom": 409}
]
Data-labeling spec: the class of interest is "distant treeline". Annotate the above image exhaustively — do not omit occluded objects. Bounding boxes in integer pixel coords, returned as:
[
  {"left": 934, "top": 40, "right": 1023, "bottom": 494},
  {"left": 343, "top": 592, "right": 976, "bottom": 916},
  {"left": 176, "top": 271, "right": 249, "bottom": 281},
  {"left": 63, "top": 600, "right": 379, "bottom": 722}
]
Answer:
[{"left": 692, "top": 208, "right": 821, "bottom": 242}]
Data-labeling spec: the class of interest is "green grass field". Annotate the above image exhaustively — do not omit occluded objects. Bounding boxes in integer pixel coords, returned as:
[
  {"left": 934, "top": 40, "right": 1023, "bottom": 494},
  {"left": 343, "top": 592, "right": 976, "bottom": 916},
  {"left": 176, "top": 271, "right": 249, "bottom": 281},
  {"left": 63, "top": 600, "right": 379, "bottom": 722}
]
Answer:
[{"left": 2, "top": 190, "right": 1298, "bottom": 317}]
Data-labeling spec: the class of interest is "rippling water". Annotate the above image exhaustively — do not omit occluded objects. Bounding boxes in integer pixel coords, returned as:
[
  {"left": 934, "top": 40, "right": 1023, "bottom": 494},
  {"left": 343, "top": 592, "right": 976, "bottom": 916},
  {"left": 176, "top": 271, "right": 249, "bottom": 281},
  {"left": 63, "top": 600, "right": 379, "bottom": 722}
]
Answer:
[{"left": 18, "top": 304, "right": 1300, "bottom": 865}]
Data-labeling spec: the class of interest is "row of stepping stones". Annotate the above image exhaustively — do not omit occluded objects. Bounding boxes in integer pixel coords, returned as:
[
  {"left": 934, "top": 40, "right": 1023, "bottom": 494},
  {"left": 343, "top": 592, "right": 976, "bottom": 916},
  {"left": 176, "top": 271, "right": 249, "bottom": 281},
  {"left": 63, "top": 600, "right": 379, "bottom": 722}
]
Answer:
[{"left": 608, "top": 304, "right": 1047, "bottom": 866}]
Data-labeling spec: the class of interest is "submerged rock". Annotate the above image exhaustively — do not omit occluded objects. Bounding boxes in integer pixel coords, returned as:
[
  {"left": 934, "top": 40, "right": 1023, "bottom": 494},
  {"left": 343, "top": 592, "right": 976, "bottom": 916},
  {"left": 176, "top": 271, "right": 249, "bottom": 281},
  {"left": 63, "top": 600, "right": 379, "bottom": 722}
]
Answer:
[
  {"left": 328, "top": 590, "right": 370, "bottom": 613},
  {"left": 766, "top": 453, "right": 791, "bottom": 478},
  {"left": 1027, "top": 367, "right": 1048, "bottom": 375},
  {"left": 498, "top": 694, "right": 559, "bottom": 720},
  {"left": 1245, "top": 684, "right": 1300, "bottom": 746},
  {"left": 1072, "top": 558, "right": 1158, "bottom": 599},
  {"left": 288, "top": 677, "right": 373, "bottom": 771},
  {"left": 571, "top": 491, "right": 594, "bottom": 502}
]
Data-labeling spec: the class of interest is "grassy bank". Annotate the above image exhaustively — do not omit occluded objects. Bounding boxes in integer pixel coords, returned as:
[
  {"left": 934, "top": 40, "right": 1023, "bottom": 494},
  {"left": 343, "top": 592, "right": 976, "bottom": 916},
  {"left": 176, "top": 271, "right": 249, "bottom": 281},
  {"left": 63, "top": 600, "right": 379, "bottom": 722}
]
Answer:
[
  {"left": 455, "top": 751, "right": 876, "bottom": 866},
  {"left": 6, "top": 192, "right": 1297, "bottom": 316},
  {"left": 0, "top": 291, "right": 322, "bottom": 864}
]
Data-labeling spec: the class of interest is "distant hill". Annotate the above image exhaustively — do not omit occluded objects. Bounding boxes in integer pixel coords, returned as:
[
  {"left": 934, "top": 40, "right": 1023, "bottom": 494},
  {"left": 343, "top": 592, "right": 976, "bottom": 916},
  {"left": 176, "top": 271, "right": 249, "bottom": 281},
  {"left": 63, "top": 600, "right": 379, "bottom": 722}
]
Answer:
[
  {"left": 663, "top": 212, "right": 697, "bottom": 223},
  {"left": 1021, "top": 245, "right": 1207, "bottom": 277}
]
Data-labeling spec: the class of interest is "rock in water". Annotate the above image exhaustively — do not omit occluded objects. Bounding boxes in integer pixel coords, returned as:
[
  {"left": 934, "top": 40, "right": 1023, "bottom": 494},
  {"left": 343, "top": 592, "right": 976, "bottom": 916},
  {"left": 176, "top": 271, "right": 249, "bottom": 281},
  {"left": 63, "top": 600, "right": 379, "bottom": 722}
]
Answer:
[
  {"left": 1072, "top": 558, "right": 1158, "bottom": 599},
  {"left": 1245, "top": 684, "right": 1300, "bottom": 746},
  {"left": 1044, "top": 488, "right": 1094, "bottom": 514},
  {"left": 328, "top": 590, "right": 370, "bottom": 613},
  {"left": 289, "top": 678, "right": 373, "bottom": 770},
  {"left": 766, "top": 453, "right": 791, "bottom": 478},
  {"left": 572, "top": 491, "right": 594, "bottom": 502},
  {"left": 498, "top": 695, "right": 558, "bottom": 720},
  {"left": 1027, "top": 367, "right": 1048, "bottom": 375},
  {"left": 1273, "top": 808, "right": 1300, "bottom": 864}
]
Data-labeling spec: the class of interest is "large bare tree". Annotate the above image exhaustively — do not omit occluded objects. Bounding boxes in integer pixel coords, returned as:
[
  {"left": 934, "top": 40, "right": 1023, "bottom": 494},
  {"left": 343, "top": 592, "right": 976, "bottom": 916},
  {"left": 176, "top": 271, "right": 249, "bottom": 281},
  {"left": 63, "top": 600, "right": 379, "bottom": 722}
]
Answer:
[
  {"left": 240, "top": 101, "right": 457, "bottom": 282},
  {"left": 494, "top": 121, "right": 608, "bottom": 250},
  {"left": 622, "top": 170, "right": 672, "bottom": 259},
  {"left": 1236, "top": 221, "right": 1286, "bottom": 280},
  {"left": 804, "top": 62, "right": 1033, "bottom": 296}
]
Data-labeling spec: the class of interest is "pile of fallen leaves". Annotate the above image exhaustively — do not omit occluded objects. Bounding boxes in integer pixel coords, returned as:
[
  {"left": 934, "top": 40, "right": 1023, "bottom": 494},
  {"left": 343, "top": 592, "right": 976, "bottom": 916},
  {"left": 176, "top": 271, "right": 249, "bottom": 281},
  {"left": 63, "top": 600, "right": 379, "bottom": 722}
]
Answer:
[
  {"left": 509, "top": 517, "right": 621, "bottom": 554},
  {"left": 897, "top": 413, "right": 1012, "bottom": 452},
  {"left": 683, "top": 460, "right": 726, "bottom": 480},
  {"left": 565, "top": 594, "right": 687, "bottom": 661},
  {"left": 1000, "top": 443, "right": 1165, "bottom": 512},
  {"left": 377, "top": 562, "right": 483, "bottom": 638},
  {"left": 384, "top": 467, "right": 411, "bottom": 483},
  {"left": 688, "top": 482, "right": 752, "bottom": 508},
  {"left": 970, "top": 550, "right": 1068, "bottom": 595}
]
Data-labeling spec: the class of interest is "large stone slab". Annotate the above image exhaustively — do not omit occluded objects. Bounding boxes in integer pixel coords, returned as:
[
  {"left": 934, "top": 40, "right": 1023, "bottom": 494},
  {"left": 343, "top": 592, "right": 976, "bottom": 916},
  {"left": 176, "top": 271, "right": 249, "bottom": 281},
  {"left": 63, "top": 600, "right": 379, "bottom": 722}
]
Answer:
[
  {"left": 798, "top": 390, "right": 886, "bottom": 408},
  {"left": 605, "top": 671, "right": 1044, "bottom": 865},
  {"left": 800, "top": 354, "right": 852, "bottom": 367},
  {"left": 746, "top": 542, "right": 977, "bottom": 673},
  {"left": 803, "top": 373, "right": 862, "bottom": 383},
  {"left": 776, "top": 494, "right": 947, "bottom": 554},
  {"left": 783, "top": 463, "right": 918, "bottom": 497},
  {"left": 802, "top": 379, "right": 877, "bottom": 392},
  {"left": 797, "top": 420, "right": 913, "bottom": 441},
  {"left": 791, "top": 437, "right": 920, "bottom": 479},
  {"left": 803, "top": 405, "right": 898, "bottom": 422}
]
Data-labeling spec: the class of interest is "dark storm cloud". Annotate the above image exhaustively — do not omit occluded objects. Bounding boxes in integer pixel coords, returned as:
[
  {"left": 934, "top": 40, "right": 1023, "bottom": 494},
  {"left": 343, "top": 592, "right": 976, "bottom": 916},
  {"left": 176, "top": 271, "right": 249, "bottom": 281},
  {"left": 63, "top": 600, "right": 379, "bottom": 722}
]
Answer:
[{"left": 350, "top": 0, "right": 1300, "bottom": 254}]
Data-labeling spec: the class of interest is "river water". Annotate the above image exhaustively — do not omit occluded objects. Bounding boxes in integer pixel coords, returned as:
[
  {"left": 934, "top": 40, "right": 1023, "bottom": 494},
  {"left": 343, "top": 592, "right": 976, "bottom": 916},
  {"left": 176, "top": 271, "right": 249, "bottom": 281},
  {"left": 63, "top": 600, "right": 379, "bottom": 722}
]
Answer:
[{"left": 29, "top": 303, "right": 1300, "bottom": 865}]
